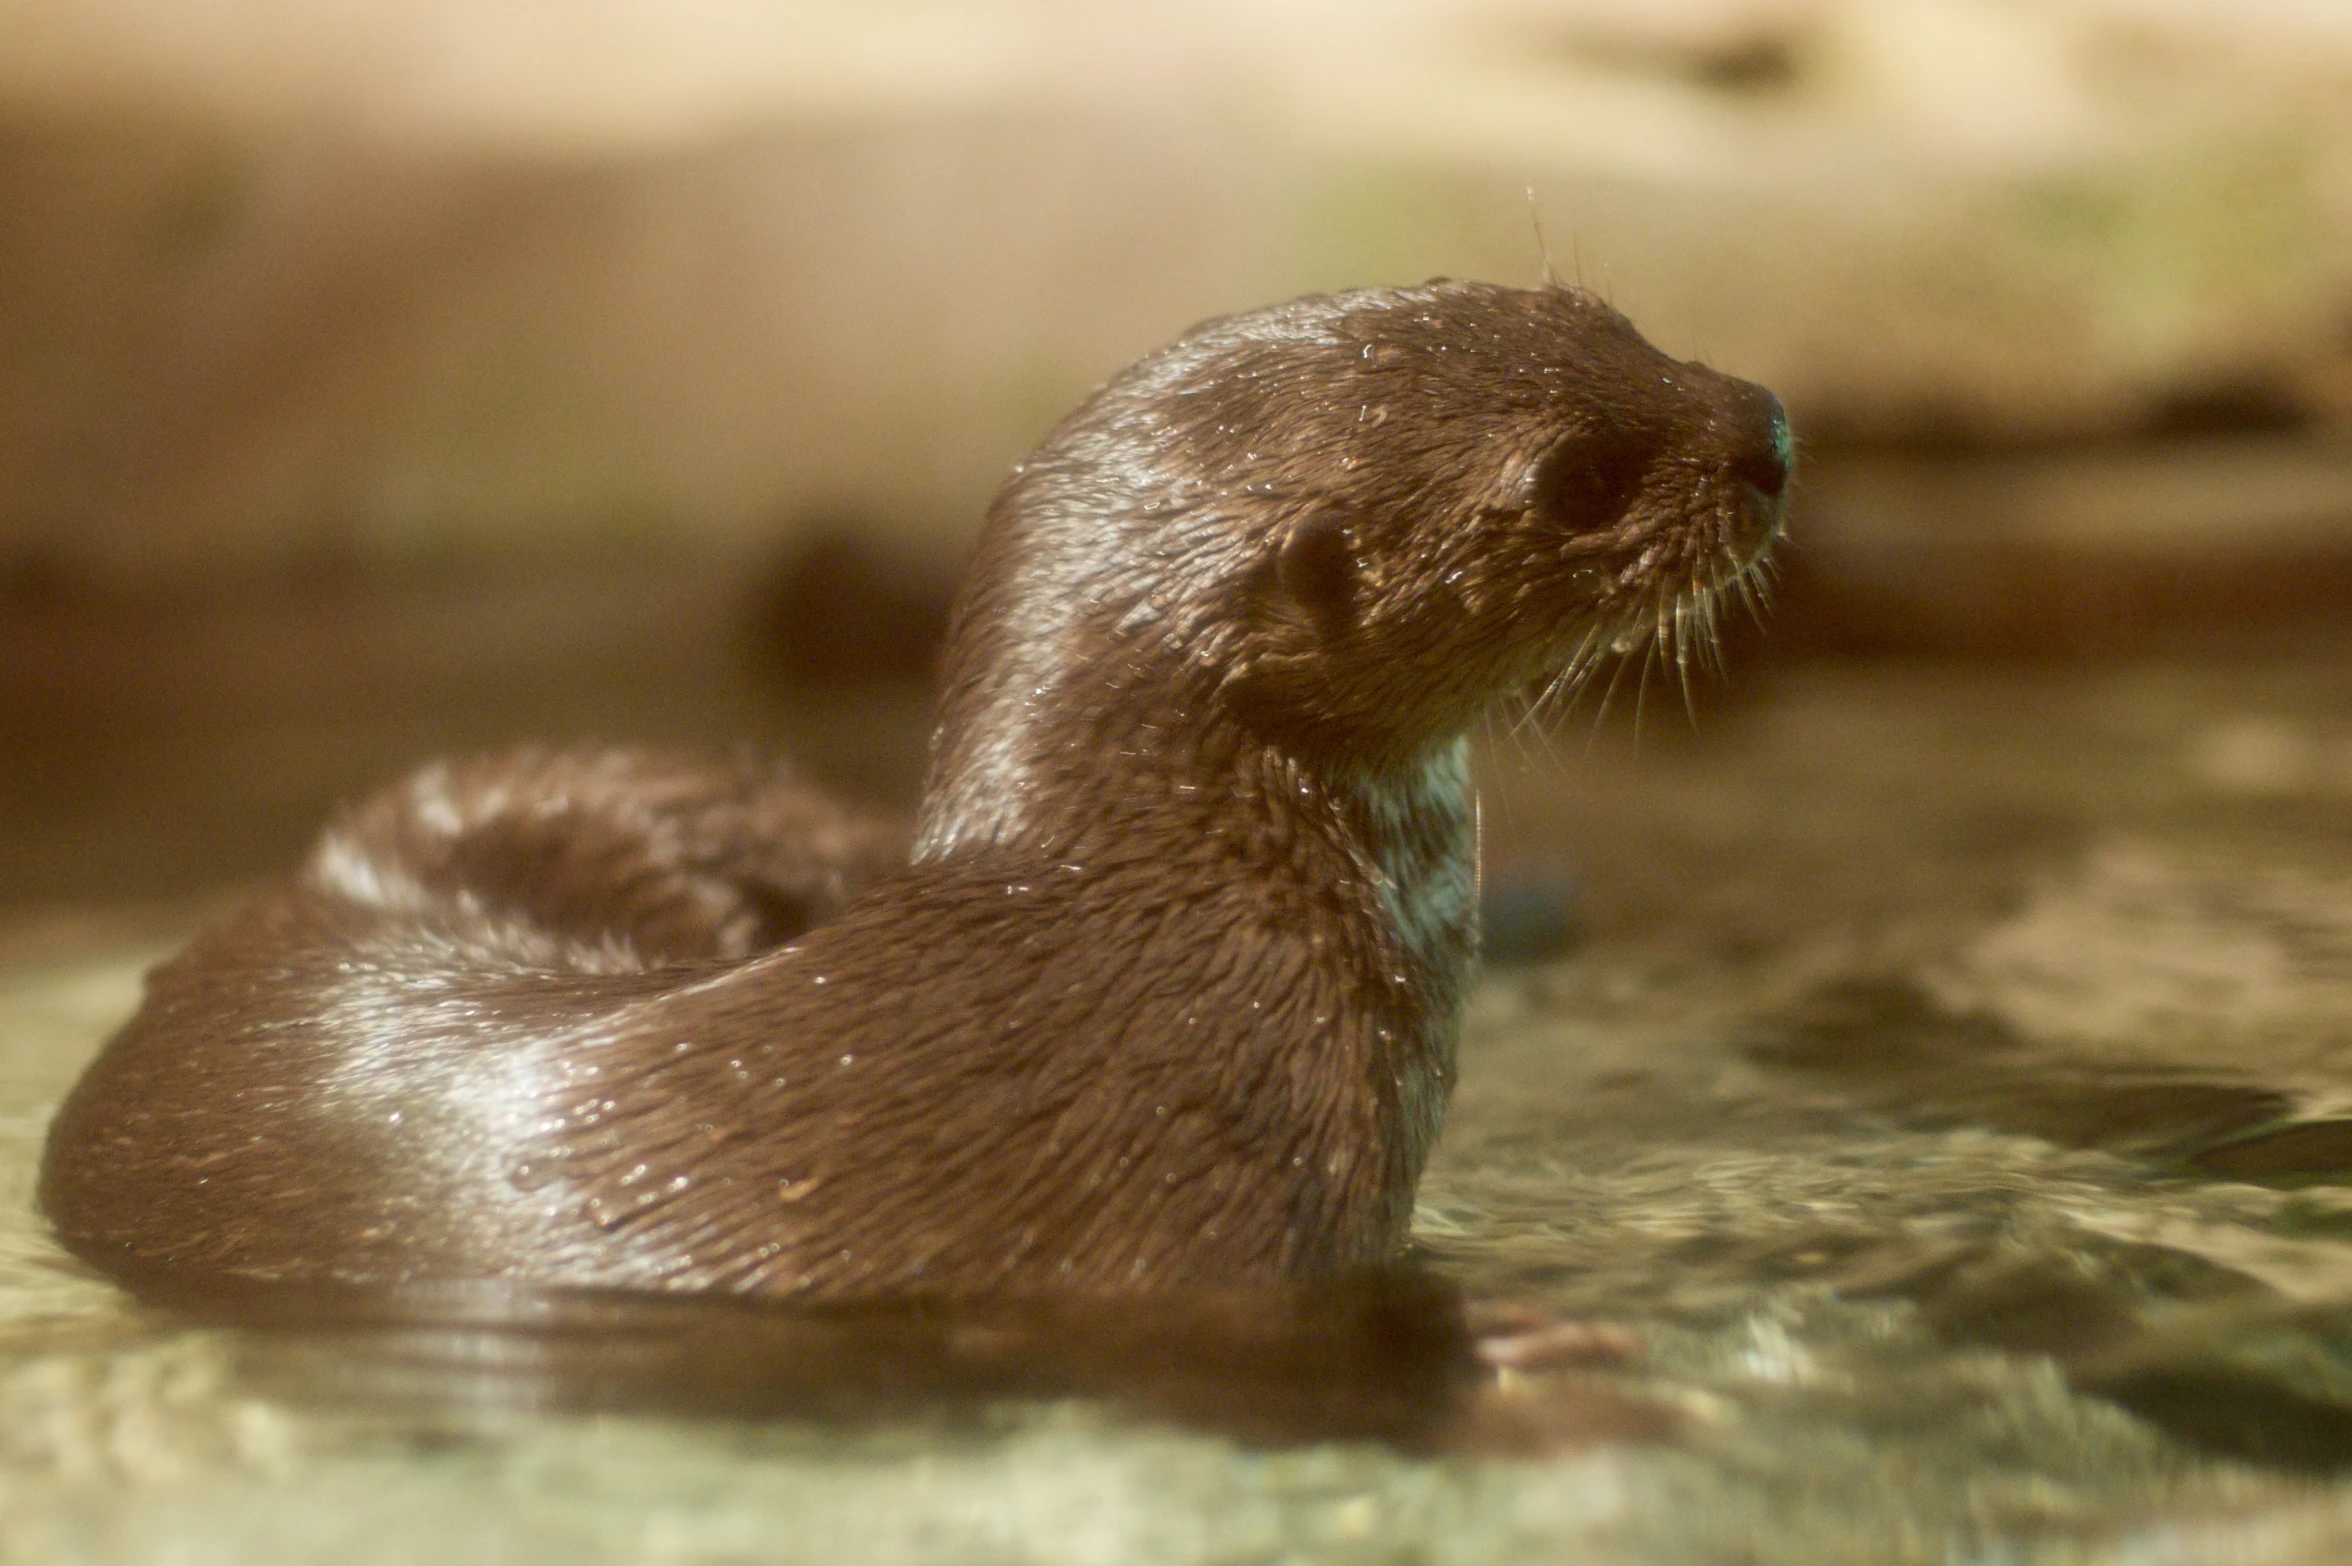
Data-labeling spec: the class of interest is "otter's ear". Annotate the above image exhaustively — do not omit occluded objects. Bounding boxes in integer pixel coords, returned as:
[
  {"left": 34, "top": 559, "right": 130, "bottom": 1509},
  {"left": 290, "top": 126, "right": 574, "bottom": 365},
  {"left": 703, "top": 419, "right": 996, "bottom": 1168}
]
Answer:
[{"left": 1271, "top": 511, "right": 1357, "bottom": 636}]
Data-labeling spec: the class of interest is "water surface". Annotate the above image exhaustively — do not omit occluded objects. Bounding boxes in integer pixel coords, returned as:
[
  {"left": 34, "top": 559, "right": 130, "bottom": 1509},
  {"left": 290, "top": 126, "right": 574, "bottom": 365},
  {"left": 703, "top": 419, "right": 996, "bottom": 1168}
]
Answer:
[{"left": 5, "top": 659, "right": 2352, "bottom": 1563}]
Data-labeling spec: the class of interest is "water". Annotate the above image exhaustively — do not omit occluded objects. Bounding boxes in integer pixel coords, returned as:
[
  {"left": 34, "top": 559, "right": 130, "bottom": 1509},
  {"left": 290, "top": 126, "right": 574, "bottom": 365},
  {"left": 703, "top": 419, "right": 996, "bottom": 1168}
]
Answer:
[{"left": 3, "top": 658, "right": 2352, "bottom": 1562}]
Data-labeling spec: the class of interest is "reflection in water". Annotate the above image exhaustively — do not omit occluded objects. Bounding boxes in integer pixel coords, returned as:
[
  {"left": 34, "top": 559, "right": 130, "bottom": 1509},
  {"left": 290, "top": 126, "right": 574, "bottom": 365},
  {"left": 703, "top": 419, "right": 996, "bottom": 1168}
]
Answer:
[
  {"left": 131, "top": 1267, "right": 1476, "bottom": 1445},
  {"left": 109, "top": 1262, "right": 1662, "bottom": 1456}
]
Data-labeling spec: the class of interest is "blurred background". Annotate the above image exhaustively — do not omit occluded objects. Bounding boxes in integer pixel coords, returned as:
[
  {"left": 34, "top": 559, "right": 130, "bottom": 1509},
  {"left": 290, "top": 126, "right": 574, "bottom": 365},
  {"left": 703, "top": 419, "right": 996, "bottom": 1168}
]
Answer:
[
  {"left": 11, "top": 11, "right": 2352, "bottom": 1543},
  {"left": 3, "top": 0, "right": 2350, "bottom": 935}
]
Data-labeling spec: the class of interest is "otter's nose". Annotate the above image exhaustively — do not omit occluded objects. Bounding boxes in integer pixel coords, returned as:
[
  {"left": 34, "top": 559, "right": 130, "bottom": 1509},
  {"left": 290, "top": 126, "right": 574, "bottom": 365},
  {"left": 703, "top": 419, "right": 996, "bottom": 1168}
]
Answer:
[{"left": 1724, "top": 383, "right": 1792, "bottom": 503}]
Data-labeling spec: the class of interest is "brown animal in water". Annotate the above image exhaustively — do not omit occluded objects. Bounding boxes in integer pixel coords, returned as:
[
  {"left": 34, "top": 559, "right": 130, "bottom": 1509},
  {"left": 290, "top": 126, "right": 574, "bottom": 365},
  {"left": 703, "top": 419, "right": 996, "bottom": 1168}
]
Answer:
[{"left": 41, "top": 281, "right": 1789, "bottom": 1300}]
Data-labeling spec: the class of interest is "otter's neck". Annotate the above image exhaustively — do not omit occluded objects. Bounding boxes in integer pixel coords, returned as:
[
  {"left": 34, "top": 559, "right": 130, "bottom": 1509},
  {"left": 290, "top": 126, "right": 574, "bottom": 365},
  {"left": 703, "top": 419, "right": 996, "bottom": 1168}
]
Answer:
[
  {"left": 914, "top": 631, "right": 1481, "bottom": 988},
  {"left": 911, "top": 470, "right": 1481, "bottom": 990}
]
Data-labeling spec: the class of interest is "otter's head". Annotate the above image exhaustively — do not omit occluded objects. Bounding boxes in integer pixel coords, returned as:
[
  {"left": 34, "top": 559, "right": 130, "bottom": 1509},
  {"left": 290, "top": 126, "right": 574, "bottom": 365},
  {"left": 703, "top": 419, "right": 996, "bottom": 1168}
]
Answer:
[{"left": 918, "top": 281, "right": 1789, "bottom": 858}]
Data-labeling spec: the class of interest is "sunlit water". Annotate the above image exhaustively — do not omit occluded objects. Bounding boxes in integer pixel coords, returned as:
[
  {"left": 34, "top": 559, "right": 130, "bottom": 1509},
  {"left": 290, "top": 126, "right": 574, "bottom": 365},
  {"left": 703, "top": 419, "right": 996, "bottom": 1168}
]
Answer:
[{"left": 4, "top": 660, "right": 2352, "bottom": 1564}]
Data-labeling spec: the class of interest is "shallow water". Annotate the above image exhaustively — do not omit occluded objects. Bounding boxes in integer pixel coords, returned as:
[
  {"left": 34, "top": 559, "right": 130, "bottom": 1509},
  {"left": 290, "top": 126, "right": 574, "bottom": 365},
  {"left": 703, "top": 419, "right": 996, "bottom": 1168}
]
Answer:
[{"left": 5, "top": 658, "right": 2352, "bottom": 1563}]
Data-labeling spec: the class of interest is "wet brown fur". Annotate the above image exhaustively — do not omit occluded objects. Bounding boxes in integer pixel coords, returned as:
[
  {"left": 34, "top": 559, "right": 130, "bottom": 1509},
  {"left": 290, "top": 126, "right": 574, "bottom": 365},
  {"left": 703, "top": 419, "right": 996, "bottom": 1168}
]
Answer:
[{"left": 41, "top": 282, "right": 1789, "bottom": 1299}]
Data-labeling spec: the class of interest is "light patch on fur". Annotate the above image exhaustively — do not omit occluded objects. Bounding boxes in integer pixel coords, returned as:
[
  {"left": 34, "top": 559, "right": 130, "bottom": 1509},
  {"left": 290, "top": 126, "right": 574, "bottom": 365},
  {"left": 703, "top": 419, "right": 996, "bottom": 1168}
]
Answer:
[
  {"left": 313, "top": 828, "right": 651, "bottom": 976},
  {"left": 300, "top": 929, "right": 632, "bottom": 1248},
  {"left": 914, "top": 717, "right": 1040, "bottom": 861},
  {"left": 310, "top": 831, "right": 432, "bottom": 913},
  {"left": 406, "top": 763, "right": 467, "bottom": 836},
  {"left": 1338, "top": 739, "right": 1478, "bottom": 973},
  {"left": 913, "top": 481, "right": 1142, "bottom": 863}
]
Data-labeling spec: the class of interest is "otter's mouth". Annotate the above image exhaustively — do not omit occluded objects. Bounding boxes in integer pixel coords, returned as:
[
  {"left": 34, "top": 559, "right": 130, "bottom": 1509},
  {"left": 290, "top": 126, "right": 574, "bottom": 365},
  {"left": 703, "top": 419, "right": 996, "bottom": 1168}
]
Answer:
[{"left": 1531, "top": 480, "right": 1788, "bottom": 721}]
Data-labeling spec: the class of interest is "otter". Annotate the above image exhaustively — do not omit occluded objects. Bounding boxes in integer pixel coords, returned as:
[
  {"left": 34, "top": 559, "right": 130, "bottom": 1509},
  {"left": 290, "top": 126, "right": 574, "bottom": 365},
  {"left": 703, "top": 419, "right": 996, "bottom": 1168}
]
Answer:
[{"left": 41, "top": 281, "right": 1789, "bottom": 1301}]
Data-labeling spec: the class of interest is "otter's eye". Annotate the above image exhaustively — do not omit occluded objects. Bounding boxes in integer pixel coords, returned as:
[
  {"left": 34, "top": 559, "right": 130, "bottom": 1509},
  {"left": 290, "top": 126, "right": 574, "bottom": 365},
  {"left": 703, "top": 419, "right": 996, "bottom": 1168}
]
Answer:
[
  {"left": 1524, "top": 433, "right": 1641, "bottom": 530},
  {"left": 1273, "top": 511, "right": 1356, "bottom": 635}
]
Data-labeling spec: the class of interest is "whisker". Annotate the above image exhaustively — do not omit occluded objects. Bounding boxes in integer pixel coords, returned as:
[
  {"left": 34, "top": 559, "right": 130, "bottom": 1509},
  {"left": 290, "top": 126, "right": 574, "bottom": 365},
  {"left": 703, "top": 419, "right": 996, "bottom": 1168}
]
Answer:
[
  {"left": 1510, "top": 684, "right": 1559, "bottom": 773},
  {"left": 1548, "top": 624, "right": 1608, "bottom": 717},
  {"left": 1732, "top": 567, "right": 1769, "bottom": 632},
  {"left": 1673, "top": 594, "right": 1698, "bottom": 725},
  {"left": 1696, "top": 587, "right": 1725, "bottom": 677},
  {"left": 1526, "top": 652, "right": 1589, "bottom": 765},
  {"left": 1510, "top": 658, "right": 1565, "bottom": 742},
  {"left": 1477, "top": 708, "right": 1529, "bottom": 840},
  {"left": 1632, "top": 627, "right": 1659, "bottom": 745},
  {"left": 1589, "top": 633, "right": 1639, "bottom": 752},
  {"left": 1526, "top": 692, "right": 1569, "bottom": 773}
]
